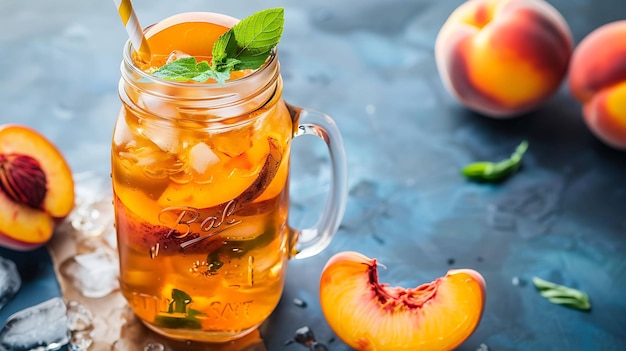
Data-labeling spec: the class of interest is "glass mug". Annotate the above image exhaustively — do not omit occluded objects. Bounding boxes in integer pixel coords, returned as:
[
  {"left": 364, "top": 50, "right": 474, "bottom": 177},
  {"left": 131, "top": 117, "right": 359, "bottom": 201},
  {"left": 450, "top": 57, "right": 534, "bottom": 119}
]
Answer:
[{"left": 111, "top": 12, "right": 347, "bottom": 342}]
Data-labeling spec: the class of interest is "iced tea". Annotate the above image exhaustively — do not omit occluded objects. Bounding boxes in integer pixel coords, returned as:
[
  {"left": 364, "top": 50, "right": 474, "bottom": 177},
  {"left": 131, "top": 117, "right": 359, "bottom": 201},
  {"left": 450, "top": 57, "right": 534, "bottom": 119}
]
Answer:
[{"left": 112, "top": 12, "right": 294, "bottom": 341}]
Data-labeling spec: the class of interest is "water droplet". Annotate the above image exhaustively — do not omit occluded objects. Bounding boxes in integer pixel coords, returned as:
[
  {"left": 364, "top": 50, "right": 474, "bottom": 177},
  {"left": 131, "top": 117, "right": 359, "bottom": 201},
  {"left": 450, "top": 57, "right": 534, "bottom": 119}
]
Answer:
[
  {"left": 293, "top": 297, "right": 307, "bottom": 308},
  {"left": 476, "top": 343, "right": 490, "bottom": 351},
  {"left": 293, "top": 326, "right": 330, "bottom": 350},
  {"left": 144, "top": 342, "right": 165, "bottom": 351},
  {"left": 447, "top": 258, "right": 455, "bottom": 265},
  {"left": 294, "top": 326, "right": 316, "bottom": 346},
  {"left": 511, "top": 276, "right": 527, "bottom": 287},
  {"left": 512, "top": 276, "right": 520, "bottom": 286}
]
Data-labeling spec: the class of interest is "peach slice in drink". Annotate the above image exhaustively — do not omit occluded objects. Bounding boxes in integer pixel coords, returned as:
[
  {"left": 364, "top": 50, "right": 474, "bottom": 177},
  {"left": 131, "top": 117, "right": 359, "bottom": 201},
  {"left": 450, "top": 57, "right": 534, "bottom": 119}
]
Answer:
[{"left": 157, "top": 135, "right": 271, "bottom": 209}]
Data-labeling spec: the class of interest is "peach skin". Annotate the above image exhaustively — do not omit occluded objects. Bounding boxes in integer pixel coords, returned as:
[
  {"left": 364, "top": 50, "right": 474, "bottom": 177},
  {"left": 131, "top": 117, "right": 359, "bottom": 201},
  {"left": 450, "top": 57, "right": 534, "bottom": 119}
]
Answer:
[
  {"left": 435, "top": 0, "right": 573, "bottom": 118},
  {"left": 319, "top": 251, "right": 486, "bottom": 351},
  {"left": 569, "top": 20, "right": 626, "bottom": 150}
]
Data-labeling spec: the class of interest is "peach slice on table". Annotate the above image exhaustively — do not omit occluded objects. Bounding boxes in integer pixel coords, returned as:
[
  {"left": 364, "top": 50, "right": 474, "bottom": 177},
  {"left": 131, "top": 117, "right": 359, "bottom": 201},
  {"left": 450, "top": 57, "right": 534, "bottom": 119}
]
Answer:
[
  {"left": 320, "top": 251, "right": 486, "bottom": 351},
  {"left": 0, "top": 124, "right": 74, "bottom": 250}
]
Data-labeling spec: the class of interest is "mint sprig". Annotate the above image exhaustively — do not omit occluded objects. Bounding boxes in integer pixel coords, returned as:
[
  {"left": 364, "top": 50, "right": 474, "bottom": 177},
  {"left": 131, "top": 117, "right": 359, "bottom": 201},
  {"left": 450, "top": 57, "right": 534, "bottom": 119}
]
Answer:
[
  {"left": 532, "top": 277, "right": 591, "bottom": 311},
  {"left": 154, "top": 288, "right": 204, "bottom": 329},
  {"left": 153, "top": 8, "right": 284, "bottom": 85},
  {"left": 461, "top": 140, "right": 528, "bottom": 182}
]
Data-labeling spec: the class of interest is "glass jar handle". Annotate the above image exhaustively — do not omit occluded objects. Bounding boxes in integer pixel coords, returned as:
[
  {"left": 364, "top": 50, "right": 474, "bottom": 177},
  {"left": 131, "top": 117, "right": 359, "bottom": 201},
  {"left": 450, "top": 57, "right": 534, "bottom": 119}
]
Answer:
[{"left": 286, "top": 103, "right": 348, "bottom": 259}]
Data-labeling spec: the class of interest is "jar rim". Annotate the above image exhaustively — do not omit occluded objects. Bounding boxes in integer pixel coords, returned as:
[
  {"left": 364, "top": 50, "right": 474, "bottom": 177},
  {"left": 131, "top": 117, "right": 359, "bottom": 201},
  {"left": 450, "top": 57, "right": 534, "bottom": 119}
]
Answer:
[{"left": 121, "top": 11, "right": 278, "bottom": 91}]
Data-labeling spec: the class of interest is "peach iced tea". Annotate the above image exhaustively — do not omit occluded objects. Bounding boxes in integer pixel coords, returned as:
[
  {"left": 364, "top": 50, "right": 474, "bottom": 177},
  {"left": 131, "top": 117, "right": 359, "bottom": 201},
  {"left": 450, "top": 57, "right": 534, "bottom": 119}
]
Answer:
[{"left": 112, "top": 12, "right": 294, "bottom": 341}]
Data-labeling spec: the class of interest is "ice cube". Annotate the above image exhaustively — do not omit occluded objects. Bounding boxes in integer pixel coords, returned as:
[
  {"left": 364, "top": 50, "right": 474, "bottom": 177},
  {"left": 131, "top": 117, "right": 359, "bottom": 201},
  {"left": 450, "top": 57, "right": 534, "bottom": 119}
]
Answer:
[
  {"left": 69, "top": 196, "right": 115, "bottom": 239},
  {"left": 113, "top": 109, "right": 134, "bottom": 147},
  {"left": 144, "top": 343, "right": 165, "bottom": 351},
  {"left": 188, "top": 142, "right": 220, "bottom": 174},
  {"left": 60, "top": 249, "right": 119, "bottom": 298},
  {"left": 0, "top": 257, "right": 21, "bottom": 311},
  {"left": 0, "top": 297, "right": 69, "bottom": 351},
  {"left": 212, "top": 125, "right": 253, "bottom": 157},
  {"left": 166, "top": 50, "right": 191, "bottom": 64},
  {"left": 69, "top": 331, "right": 92, "bottom": 351},
  {"left": 136, "top": 100, "right": 180, "bottom": 147},
  {"left": 66, "top": 301, "right": 94, "bottom": 332}
]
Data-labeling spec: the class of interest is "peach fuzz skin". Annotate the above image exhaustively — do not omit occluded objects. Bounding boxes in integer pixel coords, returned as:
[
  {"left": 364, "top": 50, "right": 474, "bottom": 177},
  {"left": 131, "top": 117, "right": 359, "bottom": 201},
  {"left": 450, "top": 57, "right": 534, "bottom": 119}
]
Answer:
[
  {"left": 568, "top": 21, "right": 626, "bottom": 150},
  {"left": 435, "top": 0, "right": 573, "bottom": 118},
  {"left": 319, "top": 251, "right": 486, "bottom": 351}
]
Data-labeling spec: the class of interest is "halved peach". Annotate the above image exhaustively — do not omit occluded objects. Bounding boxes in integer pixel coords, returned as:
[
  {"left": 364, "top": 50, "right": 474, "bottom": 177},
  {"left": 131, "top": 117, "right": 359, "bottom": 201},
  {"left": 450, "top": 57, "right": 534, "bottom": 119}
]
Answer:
[
  {"left": 320, "top": 251, "right": 486, "bottom": 351},
  {"left": 0, "top": 124, "right": 74, "bottom": 250}
]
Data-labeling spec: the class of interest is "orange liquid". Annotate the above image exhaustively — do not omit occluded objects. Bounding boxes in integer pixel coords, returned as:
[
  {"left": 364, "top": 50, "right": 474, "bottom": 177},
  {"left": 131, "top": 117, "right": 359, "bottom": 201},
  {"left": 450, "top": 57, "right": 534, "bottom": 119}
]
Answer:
[
  {"left": 112, "top": 13, "right": 293, "bottom": 341},
  {"left": 132, "top": 12, "right": 249, "bottom": 82}
]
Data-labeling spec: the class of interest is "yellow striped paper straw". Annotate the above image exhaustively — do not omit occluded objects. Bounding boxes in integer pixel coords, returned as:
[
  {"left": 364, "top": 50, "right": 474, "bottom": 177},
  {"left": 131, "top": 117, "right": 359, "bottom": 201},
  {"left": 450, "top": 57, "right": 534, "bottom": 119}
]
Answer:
[{"left": 113, "top": 0, "right": 151, "bottom": 62}]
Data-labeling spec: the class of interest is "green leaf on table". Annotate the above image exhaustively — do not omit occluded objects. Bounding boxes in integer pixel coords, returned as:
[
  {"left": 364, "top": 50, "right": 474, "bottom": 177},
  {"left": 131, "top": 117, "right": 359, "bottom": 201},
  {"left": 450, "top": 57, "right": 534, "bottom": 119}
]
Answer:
[
  {"left": 155, "top": 8, "right": 284, "bottom": 85},
  {"left": 461, "top": 140, "right": 528, "bottom": 182},
  {"left": 532, "top": 276, "right": 591, "bottom": 311}
]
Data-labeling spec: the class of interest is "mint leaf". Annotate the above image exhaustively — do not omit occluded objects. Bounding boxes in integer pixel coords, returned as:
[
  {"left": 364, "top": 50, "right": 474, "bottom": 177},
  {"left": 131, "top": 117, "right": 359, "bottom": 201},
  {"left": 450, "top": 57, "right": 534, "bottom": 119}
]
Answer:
[
  {"left": 532, "top": 277, "right": 591, "bottom": 311},
  {"left": 212, "top": 30, "right": 238, "bottom": 68},
  {"left": 235, "top": 52, "right": 272, "bottom": 70},
  {"left": 170, "top": 288, "right": 192, "bottom": 313},
  {"left": 155, "top": 288, "right": 204, "bottom": 329},
  {"left": 231, "top": 8, "right": 284, "bottom": 57},
  {"left": 461, "top": 140, "right": 528, "bottom": 182},
  {"left": 154, "top": 8, "right": 284, "bottom": 85},
  {"left": 153, "top": 57, "right": 220, "bottom": 83}
]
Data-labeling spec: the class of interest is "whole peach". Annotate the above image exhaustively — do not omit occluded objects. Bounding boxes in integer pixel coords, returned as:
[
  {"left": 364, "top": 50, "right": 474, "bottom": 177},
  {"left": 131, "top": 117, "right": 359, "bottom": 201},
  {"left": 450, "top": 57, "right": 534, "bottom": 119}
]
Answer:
[
  {"left": 569, "top": 21, "right": 626, "bottom": 150},
  {"left": 435, "top": 0, "right": 573, "bottom": 118}
]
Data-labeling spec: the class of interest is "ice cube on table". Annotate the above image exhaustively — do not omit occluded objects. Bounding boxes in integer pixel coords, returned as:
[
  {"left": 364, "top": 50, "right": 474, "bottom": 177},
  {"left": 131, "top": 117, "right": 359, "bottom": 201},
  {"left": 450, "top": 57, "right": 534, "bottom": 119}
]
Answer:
[
  {"left": 60, "top": 249, "right": 119, "bottom": 298},
  {"left": 69, "top": 196, "right": 115, "bottom": 239},
  {"left": 66, "top": 301, "right": 94, "bottom": 332},
  {"left": 0, "top": 257, "right": 21, "bottom": 311},
  {"left": 0, "top": 297, "right": 69, "bottom": 351}
]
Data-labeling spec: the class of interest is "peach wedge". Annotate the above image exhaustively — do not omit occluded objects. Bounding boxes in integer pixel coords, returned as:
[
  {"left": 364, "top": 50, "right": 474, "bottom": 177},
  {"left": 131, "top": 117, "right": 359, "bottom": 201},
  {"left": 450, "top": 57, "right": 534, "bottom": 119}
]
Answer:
[
  {"left": 320, "top": 251, "right": 486, "bottom": 351},
  {"left": 0, "top": 124, "right": 74, "bottom": 250}
]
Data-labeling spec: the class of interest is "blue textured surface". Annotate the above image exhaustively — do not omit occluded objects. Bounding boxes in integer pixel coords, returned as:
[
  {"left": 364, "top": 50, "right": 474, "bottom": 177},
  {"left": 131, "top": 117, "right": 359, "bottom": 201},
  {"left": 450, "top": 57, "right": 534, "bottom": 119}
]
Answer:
[
  {"left": 0, "top": 247, "right": 61, "bottom": 324},
  {"left": 1, "top": 0, "right": 626, "bottom": 350}
]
